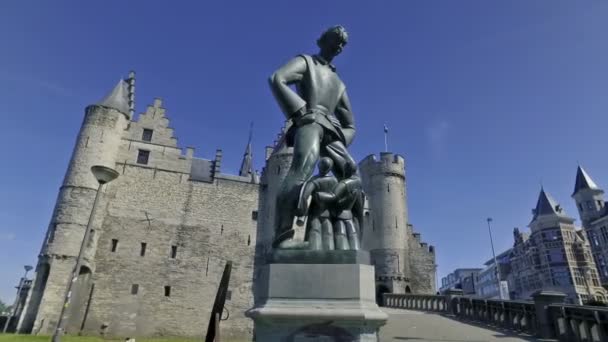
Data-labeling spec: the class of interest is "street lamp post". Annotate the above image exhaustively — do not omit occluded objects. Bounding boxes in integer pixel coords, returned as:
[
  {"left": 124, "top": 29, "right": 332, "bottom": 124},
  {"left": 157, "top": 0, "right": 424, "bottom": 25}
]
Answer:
[
  {"left": 435, "top": 264, "right": 439, "bottom": 294},
  {"left": 52, "top": 166, "right": 119, "bottom": 342},
  {"left": 2, "top": 265, "right": 33, "bottom": 333},
  {"left": 487, "top": 217, "right": 502, "bottom": 299}
]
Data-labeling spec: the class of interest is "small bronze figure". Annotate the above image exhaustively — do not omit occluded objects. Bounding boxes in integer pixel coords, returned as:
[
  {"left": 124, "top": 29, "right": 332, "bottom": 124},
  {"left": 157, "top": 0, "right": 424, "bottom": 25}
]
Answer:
[
  {"left": 315, "top": 162, "right": 364, "bottom": 250},
  {"left": 296, "top": 157, "right": 339, "bottom": 250}
]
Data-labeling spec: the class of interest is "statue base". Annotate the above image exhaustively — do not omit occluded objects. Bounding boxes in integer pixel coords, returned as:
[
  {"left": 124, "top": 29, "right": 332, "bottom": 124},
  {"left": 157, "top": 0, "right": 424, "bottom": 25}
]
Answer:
[
  {"left": 247, "top": 250, "right": 387, "bottom": 341},
  {"left": 269, "top": 249, "right": 371, "bottom": 264}
]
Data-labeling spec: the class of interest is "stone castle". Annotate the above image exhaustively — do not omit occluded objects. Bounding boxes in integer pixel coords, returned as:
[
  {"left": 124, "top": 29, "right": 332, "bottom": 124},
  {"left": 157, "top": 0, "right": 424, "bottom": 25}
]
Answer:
[{"left": 16, "top": 73, "right": 436, "bottom": 338}]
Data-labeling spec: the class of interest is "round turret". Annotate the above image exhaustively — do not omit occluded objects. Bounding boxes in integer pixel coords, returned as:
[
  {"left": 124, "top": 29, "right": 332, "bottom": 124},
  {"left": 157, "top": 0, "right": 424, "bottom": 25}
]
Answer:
[
  {"left": 47, "top": 83, "right": 130, "bottom": 261},
  {"left": 256, "top": 125, "right": 293, "bottom": 250},
  {"left": 572, "top": 166, "right": 605, "bottom": 227},
  {"left": 21, "top": 80, "right": 130, "bottom": 334},
  {"left": 358, "top": 152, "right": 410, "bottom": 293}
]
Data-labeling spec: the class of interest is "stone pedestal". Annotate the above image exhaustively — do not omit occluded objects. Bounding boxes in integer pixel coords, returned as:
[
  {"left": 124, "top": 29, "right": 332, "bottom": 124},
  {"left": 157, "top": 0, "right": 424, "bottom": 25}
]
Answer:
[
  {"left": 443, "top": 288, "right": 464, "bottom": 315},
  {"left": 531, "top": 290, "right": 566, "bottom": 339},
  {"left": 247, "top": 250, "right": 387, "bottom": 341}
]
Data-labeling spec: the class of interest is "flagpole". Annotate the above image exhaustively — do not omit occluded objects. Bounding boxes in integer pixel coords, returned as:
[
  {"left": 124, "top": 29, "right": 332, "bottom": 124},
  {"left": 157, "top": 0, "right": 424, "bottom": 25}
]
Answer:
[{"left": 384, "top": 124, "right": 388, "bottom": 152}]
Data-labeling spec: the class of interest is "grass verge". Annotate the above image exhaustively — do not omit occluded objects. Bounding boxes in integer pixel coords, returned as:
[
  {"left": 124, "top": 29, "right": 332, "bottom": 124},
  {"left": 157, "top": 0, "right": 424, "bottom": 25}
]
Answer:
[{"left": 0, "top": 335, "right": 248, "bottom": 342}]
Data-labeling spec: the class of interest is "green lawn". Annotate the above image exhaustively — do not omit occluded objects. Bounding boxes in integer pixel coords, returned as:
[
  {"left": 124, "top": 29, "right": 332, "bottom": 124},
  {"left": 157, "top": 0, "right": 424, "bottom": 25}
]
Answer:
[{"left": 0, "top": 335, "right": 248, "bottom": 342}]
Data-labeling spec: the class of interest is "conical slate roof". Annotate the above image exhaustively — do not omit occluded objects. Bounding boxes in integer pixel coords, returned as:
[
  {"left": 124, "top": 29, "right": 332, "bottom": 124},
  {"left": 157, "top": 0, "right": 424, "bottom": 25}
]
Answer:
[
  {"left": 533, "top": 188, "right": 567, "bottom": 220},
  {"left": 239, "top": 142, "right": 253, "bottom": 177},
  {"left": 96, "top": 80, "right": 130, "bottom": 114},
  {"left": 239, "top": 124, "right": 254, "bottom": 177},
  {"left": 572, "top": 166, "right": 601, "bottom": 196}
]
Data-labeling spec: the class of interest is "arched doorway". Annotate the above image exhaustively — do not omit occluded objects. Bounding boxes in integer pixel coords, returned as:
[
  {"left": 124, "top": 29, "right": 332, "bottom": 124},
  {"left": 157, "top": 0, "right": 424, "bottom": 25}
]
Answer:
[
  {"left": 405, "top": 285, "right": 412, "bottom": 293},
  {"left": 376, "top": 284, "right": 390, "bottom": 305},
  {"left": 65, "top": 266, "right": 93, "bottom": 333}
]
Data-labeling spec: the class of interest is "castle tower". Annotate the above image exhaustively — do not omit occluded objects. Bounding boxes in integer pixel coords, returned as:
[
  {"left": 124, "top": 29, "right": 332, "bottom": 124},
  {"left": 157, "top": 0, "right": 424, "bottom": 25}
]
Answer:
[
  {"left": 256, "top": 122, "right": 292, "bottom": 252},
  {"left": 572, "top": 166, "right": 605, "bottom": 227},
  {"left": 253, "top": 123, "right": 293, "bottom": 304},
  {"left": 19, "top": 80, "right": 130, "bottom": 334},
  {"left": 358, "top": 152, "right": 410, "bottom": 294}
]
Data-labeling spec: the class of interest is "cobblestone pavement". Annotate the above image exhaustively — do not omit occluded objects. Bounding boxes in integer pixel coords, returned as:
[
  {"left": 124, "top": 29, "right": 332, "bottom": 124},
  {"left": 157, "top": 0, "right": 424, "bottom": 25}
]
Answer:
[{"left": 379, "top": 308, "right": 541, "bottom": 342}]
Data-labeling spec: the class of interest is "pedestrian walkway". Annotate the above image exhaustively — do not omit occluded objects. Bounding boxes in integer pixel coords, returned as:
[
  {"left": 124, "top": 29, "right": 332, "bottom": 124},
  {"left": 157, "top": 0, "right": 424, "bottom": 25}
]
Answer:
[{"left": 380, "top": 308, "right": 542, "bottom": 341}]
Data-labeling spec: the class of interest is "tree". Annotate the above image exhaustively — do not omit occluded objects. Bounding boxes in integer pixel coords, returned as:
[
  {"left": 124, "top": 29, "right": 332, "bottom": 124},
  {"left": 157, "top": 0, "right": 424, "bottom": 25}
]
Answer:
[{"left": 0, "top": 299, "right": 13, "bottom": 315}]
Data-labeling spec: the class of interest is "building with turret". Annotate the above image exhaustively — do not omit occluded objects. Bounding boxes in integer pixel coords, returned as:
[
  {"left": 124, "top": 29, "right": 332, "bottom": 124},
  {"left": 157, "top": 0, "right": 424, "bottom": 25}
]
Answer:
[
  {"left": 17, "top": 74, "right": 436, "bottom": 339},
  {"left": 510, "top": 188, "right": 606, "bottom": 304},
  {"left": 571, "top": 166, "right": 608, "bottom": 286}
]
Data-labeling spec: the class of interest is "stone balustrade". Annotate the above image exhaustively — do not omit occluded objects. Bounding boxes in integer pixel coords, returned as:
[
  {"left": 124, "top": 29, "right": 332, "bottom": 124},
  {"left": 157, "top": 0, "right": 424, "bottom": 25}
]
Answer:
[
  {"left": 454, "top": 297, "right": 537, "bottom": 336},
  {"left": 382, "top": 291, "right": 608, "bottom": 341},
  {"left": 547, "top": 304, "right": 608, "bottom": 341},
  {"left": 383, "top": 293, "right": 448, "bottom": 312}
]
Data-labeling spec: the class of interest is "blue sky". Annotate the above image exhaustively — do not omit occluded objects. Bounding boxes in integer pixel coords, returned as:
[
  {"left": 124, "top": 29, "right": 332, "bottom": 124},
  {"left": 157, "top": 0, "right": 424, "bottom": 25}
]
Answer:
[{"left": 1, "top": 1, "right": 608, "bottom": 303}]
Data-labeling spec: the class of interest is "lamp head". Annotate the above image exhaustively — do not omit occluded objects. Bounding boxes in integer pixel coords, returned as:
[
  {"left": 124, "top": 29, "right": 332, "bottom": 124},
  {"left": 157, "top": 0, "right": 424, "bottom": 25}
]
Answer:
[{"left": 91, "top": 165, "right": 119, "bottom": 185}]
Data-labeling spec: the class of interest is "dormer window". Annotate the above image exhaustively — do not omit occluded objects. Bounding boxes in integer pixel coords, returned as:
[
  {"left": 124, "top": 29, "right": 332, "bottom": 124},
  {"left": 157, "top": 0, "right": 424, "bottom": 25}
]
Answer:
[{"left": 142, "top": 129, "right": 153, "bottom": 142}]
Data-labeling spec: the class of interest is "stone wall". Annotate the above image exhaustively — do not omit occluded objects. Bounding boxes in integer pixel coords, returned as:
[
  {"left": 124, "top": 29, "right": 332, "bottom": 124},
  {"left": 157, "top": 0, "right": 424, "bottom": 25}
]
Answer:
[
  {"left": 83, "top": 163, "right": 259, "bottom": 338},
  {"left": 74, "top": 101, "right": 261, "bottom": 338},
  {"left": 407, "top": 224, "right": 436, "bottom": 294}
]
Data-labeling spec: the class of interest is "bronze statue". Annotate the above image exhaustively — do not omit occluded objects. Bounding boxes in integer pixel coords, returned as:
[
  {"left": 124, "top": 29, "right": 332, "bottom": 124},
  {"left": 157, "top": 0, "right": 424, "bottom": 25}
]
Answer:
[{"left": 269, "top": 25, "right": 357, "bottom": 249}]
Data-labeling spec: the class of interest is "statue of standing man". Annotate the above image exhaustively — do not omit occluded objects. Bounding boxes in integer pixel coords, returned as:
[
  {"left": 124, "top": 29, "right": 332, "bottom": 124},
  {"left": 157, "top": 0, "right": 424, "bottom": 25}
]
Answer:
[{"left": 268, "top": 26, "right": 357, "bottom": 249}]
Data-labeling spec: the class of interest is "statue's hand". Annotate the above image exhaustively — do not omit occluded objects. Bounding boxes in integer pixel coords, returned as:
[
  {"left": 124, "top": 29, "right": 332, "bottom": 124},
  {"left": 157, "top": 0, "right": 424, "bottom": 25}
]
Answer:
[
  {"left": 296, "top": 112, "right": 317, "bottom": 126},
  {"left": 291, "top": 107, "right": 317, "bottom": 127},
  {"left": 291, "top": 107, "right": 307, "bottom": 120}
]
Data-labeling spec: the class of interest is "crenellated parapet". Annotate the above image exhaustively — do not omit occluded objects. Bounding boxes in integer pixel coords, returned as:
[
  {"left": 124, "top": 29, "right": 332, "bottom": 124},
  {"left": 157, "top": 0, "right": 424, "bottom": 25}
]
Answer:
[
  {"left": 408, "top": 228, "right": 435, "bottom": 255},
  {"left": 407, "top": 224, "right": 437, "bottom": 294},
  {"left": 358, "top": 153, "right": 406, "bottom": 180}
]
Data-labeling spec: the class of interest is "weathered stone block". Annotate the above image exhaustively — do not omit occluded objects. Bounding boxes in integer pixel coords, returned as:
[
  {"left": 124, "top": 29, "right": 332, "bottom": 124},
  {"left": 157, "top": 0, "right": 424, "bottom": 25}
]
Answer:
[{"left": 247, "top": 263, "right": 387, "bottom": 341}]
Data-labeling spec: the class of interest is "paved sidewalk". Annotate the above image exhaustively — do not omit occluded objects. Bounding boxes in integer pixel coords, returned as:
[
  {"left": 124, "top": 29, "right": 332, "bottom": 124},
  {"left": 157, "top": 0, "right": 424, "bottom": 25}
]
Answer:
[{"left": 379, "top": 308, "right": 540, "bottom": 341}]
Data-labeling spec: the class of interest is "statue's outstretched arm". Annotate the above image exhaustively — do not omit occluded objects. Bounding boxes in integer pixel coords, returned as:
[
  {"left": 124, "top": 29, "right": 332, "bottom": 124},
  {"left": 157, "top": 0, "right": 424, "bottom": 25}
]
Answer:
[
  {"left": 335, "top": 89, "right": 355, "bottom": 146},
  {"left": 315, "top": 182, "right": 348, "bottom": 204},
  {"left": 268, "top": 56, "right": 308, "bottom": 120}
]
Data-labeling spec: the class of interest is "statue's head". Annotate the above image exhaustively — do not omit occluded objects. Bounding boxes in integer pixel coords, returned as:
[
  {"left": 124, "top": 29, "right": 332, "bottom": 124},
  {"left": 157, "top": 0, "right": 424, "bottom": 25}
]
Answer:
[
  {"left": 318, "top": 157, "right": 334, "bottom": 175},
  {"left": 317, "top": 25, "right": 349, "bottom": 60}
]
